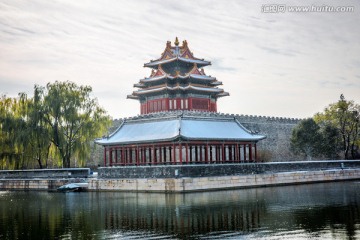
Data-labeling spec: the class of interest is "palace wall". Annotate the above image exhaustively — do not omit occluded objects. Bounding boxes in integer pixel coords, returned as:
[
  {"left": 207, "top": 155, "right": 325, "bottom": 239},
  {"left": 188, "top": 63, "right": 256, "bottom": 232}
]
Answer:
[{"left": 235, "top": 114, "right": 302, "bottom": 161}]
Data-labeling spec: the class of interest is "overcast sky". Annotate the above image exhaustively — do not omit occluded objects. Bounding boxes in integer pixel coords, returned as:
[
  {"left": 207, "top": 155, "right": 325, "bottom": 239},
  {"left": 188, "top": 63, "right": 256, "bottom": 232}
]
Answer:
[{"left": 0, "top": 0, "right": 359, "bottom": 119}]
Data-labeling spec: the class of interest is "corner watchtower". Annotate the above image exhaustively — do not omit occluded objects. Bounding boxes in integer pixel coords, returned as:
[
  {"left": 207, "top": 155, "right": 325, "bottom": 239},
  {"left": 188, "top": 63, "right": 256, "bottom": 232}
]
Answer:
[{"left": 127, "top": 37, "right": 229, "bottom": 114}]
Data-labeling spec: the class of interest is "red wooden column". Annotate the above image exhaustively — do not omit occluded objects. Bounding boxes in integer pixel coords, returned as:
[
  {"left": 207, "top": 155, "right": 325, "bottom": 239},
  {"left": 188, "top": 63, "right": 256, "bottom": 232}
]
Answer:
[
  {"left": 222, "top": 143, "right": 225, "bottom": 163},
  {"left": 189, "top": 146, "right": 193, "bottom": 163},
  {"left": 195, "top": 146, "right": 198, "bottom": 163},
  {"left": 185, "top": 143, "right": 189, "bottom": 164},
  {"left": 209, "top": 145, "right": 213, "bottom": 162},
  {"left": 136, "top": 146, "right": 139, "bottom": 166},
  {"left": 152, "top": 145, "right": 155, "bottom": 165},
  {"left": 249, "top": 143, "right": 253, "bottom": 162},
  {"left": 205, "top": 144, "right": 209, "bottom": 164},
  {"left": 122, "top": 147, "right": 125, "bottom": 165},
  {"left": 159, "top": 146, "right": 163, "bottom": 164},
  {"left": 103, "top": 147, "right": 107, "bottom": 166},
  {"left": 144, "top": 147, "right": 147, "bottom": 165},
  {"left": 199, "top": 146, "right": 203, "bottom": 163},
  {"left": 169, "top": 145, "right": 172, "bottom": 164},
  {"left": 109, "top": 148, "right": 113, "bottom": 166},
  {"left": 215, "top": 145, "right": 219, "bottom": 163},
  {"left": 242, "top": 144, "right": 247, "bottom": 162},
  {"left": 126, "top": 147, "right": 129, "bottom": 165},
  {"left": 121, "top": 147, "right": 125, "bottom": 166},
  {"left": 172, "top": 143, "right": 176, "bottom": 165},
  {"left": 179, "top": 143, "right": 182, "bottom": 164},
  {"left": 163, "top": 146, "right": 167, "bottom": 164},
  {"left": 229, "top": 145, "right": 232, "bottom": 162},
  {"left": 138, "top": 147, "right": 142, "bottom": 165},
  {"left": 129, "top": 148, "right": 132, "bottom": 165},
  {"left": 235, "top": 143, "right": 239, "bottom": 162},
  {"left": 142, "top": 148, "right": 145, "bottom": 165},
  {"left": 125, "top": 148, "right": 128, "bottom": 165},
  {"left": 254, "top": 143, "right": 257, "bottom": 162}
]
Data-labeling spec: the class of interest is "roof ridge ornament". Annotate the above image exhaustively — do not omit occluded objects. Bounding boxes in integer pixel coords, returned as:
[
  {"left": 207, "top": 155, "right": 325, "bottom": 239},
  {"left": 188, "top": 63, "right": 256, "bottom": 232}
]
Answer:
[
  {"left": 174, "top": 37, "right": 179, "bottom": 46},
  {"left": 166, "top": 41, "right": 171, "bottom": 49}
]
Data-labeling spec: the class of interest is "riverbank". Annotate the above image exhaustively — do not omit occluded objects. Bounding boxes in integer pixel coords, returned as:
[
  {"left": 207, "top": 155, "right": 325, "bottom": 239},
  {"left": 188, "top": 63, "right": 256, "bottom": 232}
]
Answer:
[{"left": 1, "top": 161, "right": 360, "bottom": 192}]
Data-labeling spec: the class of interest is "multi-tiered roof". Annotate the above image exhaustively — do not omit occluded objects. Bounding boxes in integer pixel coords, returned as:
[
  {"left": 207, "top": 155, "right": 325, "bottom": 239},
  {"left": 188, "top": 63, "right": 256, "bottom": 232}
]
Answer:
[{"left": 127, "top": 37, "right": 229, "bottom": 114}]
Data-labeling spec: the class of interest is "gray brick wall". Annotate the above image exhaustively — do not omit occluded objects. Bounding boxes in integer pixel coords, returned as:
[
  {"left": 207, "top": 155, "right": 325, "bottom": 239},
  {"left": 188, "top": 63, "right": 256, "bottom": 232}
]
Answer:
[{"left": 236, "top": 115, "right": 301, "bottom": 161}]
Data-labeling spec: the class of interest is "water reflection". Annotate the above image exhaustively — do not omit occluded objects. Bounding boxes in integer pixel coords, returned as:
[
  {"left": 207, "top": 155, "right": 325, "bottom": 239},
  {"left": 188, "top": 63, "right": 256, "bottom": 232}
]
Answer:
[{"left": 0, "top": 181, "right": 359, "bottom": 239}]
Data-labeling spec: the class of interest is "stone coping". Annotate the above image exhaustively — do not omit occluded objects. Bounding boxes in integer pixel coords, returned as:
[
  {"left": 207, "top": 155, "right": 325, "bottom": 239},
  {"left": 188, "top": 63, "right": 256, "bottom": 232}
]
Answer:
[{"left": 0, "top": 168, "right": 91, "bottom": 179}]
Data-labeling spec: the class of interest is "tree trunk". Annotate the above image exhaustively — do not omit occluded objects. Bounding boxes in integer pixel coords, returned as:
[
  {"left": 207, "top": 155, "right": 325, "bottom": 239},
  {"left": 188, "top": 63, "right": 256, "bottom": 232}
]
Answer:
[{"left": 37, "top": 156, "right": 43, "bottom": 169}]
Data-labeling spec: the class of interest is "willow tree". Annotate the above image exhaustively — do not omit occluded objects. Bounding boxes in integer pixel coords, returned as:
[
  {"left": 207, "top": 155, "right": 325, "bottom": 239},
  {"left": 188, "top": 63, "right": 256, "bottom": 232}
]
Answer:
[
  {"left": 43, "top": 81, "right": 111, "bottom": 168},
  {"left": 0, "top": 95, "right": 29, "bottom": 169},
  {"left": 21, "top": 86, "right": 53, "bottom": 169}
]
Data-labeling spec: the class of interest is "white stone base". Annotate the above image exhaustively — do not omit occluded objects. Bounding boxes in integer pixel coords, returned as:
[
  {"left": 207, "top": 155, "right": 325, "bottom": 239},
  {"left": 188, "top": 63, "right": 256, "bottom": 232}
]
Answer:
[{"left": 88, "top": 169, "right": 360, "bottom": 192}]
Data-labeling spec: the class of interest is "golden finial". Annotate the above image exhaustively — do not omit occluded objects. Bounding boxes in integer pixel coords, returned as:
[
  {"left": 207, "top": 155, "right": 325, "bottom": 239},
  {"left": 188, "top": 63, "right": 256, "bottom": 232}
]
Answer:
[{"left": 174, "top": 37, "right": 179, "bottom": 46}]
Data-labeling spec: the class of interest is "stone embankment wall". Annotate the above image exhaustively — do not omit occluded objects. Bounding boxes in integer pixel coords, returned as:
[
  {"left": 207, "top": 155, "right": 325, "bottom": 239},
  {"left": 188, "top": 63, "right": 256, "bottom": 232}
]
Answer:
[
  {"left": 90, "top": 160, "right": 360, "bottom": 192},
  {"left": 89, "top": 169, "right": 360, "bottom": 192},
  {"left": 98, "top": 160, "right": 360, "bottom": 178},
  {"left": 0, "top": 168, "right": 91, "bottom": 191},
  {"left": 1, "top": 162, "right": 360, "bottom": 192},
  {"left": 0, "top": 179, "right": 72, "bottom": 191}
]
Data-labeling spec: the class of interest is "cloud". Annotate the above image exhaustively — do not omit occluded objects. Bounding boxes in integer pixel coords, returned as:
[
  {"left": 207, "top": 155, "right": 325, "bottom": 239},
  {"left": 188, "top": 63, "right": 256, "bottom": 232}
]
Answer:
[{"left": 0, "top": 0, "right": 359, "bottom": 119}]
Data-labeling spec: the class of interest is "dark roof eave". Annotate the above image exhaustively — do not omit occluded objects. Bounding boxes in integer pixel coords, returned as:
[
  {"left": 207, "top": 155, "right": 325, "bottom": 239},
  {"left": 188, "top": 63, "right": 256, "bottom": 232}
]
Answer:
[
  {"left": 127, "top": 95, "right": 139, "bottom": 100},
  {"left": 144, "top": 57, "right": 211, "bottom": 68},
  {"left": 95, "top": 136, "right": 180, "bottom": 146},
  {"left": 180, "top": 136, "right": 266, "bottom": 142},
  {"left": 95, "top": 136, "right": 266, "bottom": 146}
]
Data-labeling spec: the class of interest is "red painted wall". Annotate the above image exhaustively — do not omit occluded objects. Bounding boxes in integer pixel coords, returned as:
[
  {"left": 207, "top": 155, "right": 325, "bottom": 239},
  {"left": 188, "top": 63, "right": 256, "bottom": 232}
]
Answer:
[{"left": 140, "top": 97, "right": 217, "bottom": 114}]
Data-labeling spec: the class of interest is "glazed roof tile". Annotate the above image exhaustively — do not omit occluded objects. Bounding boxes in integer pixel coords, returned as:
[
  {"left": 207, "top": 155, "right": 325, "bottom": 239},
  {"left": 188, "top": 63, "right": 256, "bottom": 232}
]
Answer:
[
  {"left": 139, "top": 74, "right": 216, "bottom": 83},
  {"left": 96, "top": 114, "right": 265, "bottom": 145},
  {"left": 132, "top": 84, "right": 225, "bottom": 95},
  {"left": 144, "top": 57, "right": 210, "bottom": 68}
]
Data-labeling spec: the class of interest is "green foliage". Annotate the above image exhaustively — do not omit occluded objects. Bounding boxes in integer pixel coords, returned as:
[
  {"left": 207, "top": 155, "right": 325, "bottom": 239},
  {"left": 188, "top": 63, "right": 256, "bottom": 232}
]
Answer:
[
  {"left": 314, "top": 95, "right": 360, "bottom": 159},
  {"left": 291, "top": 118, "right": 322, "bottom": 160},
  {"left": 0, "top": 81, "right": 111, "bottom": 169},
  {"left": 291, "top": 95, "right": 360, "bottom": 160},
  {"left": 317, "top": 124, "right": 340, "bottom": 159}
]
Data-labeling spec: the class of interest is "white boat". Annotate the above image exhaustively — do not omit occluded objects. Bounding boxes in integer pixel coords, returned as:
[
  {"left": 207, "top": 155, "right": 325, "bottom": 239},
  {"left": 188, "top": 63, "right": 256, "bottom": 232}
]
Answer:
[{"left": 57, "top": 182, "right": 88, "bottom": 192}]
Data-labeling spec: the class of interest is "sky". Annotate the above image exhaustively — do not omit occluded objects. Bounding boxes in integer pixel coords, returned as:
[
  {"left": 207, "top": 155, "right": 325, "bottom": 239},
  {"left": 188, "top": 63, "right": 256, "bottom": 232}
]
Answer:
[{"left": 0, "top": 0, "right": 359, "bottom": 119}]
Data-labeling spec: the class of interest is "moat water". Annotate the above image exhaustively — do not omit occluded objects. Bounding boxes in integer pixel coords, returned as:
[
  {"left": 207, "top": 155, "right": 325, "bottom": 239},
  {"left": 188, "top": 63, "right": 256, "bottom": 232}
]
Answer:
[{"left": 1, "top": 181, "right": 360, "bottom": 239}]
